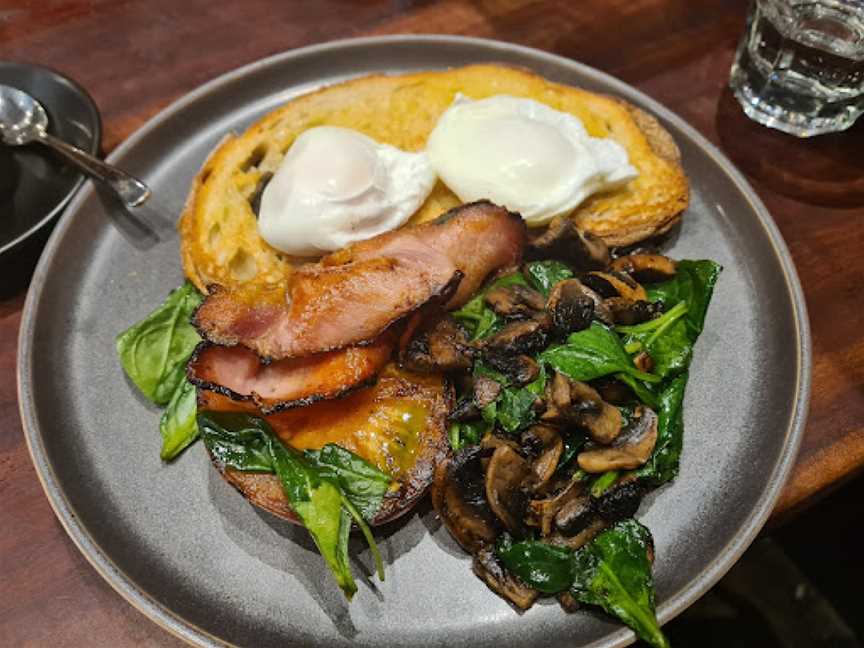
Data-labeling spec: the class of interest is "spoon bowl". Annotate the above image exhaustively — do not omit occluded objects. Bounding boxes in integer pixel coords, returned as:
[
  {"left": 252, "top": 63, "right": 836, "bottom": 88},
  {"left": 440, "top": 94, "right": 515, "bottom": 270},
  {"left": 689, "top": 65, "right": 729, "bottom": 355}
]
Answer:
[
  {"left": 0, "top": 84, "right": 50, "bottom": 145},
  {"left": 0, "top": 84, "right": 150, "bottom": 207}
]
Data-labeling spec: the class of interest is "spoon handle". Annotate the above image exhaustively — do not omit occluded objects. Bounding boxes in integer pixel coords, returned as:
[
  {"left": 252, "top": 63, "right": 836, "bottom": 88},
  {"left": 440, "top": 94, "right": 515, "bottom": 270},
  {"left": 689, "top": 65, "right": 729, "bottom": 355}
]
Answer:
[{"left": 39, "top": 132, "right": 150, "bottom": 208}]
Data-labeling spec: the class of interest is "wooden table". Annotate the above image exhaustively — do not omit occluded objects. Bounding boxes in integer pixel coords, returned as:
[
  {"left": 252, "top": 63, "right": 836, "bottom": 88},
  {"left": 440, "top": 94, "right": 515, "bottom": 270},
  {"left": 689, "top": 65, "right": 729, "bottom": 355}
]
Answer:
[{"left": 2, "top": 1, "right": 862, "bottom": 644}]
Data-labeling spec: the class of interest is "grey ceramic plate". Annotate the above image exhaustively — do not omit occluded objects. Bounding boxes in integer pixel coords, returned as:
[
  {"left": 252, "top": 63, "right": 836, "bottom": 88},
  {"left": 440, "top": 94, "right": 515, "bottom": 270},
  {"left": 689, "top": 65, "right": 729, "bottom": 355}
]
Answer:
[{"left": 18, "top": 36, "right": 810, "bottom": 648}]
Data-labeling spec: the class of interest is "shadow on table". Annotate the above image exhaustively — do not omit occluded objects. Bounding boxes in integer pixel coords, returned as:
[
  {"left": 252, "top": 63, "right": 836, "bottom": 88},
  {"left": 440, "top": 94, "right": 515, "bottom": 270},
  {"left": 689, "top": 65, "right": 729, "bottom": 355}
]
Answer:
[{"left": 715, "top": 86, "right": 864, "bottom": 208}]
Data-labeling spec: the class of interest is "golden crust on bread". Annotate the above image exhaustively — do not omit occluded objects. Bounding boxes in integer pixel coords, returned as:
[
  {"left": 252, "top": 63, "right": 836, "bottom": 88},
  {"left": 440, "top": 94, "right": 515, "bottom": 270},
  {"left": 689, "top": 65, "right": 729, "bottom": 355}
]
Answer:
[{"left": 179, "top": 64, "right": 687, "bottom": 292}]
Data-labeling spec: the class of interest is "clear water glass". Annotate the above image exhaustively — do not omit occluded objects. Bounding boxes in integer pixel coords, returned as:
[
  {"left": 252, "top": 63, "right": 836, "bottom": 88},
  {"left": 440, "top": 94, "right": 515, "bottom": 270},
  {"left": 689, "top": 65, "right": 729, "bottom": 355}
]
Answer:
[{"left": 729, "top": 0, "right": 864, "bottom": 136}]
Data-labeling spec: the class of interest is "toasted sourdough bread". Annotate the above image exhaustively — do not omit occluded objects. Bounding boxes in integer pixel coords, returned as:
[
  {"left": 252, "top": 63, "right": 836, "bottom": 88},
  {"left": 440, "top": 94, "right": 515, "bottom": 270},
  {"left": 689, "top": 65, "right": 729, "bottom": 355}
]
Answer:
[{"left": 179, "top": 64, "right": 687, "bottom": 294}]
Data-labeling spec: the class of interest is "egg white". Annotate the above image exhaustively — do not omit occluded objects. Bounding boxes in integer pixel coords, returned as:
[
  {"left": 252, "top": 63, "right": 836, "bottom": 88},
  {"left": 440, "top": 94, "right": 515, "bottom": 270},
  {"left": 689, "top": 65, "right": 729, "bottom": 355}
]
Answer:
[
  {"left": 427, "top": 94, "right": 638, "bottom": 226},
  {"left": 258, "top": 126, "right": 436, "bottom": 257}
]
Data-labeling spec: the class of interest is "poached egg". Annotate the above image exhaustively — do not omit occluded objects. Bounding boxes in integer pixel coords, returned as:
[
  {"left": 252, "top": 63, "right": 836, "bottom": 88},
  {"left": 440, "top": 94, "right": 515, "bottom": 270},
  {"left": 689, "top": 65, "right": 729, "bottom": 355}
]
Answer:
[
  {"left": 427, "top": 95, "right": 638, "bottom": 227},
  {"left": 258, "top": 126, "right": 436, "bottom": 257}
]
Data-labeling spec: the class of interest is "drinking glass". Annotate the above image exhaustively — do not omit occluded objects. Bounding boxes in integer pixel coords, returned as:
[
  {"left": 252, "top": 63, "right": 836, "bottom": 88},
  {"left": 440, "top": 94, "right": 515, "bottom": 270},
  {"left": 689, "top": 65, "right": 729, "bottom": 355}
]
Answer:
[{"left": 729, "top": 0, "right": 864, "bottom": 136}]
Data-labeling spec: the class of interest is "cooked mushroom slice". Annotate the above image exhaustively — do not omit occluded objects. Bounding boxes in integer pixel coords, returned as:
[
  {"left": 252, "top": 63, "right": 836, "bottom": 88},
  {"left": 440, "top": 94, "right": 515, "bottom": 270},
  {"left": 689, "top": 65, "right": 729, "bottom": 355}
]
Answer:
[
  {"left": 449, "top": 395, "right": 480, "bottom": 422},
  {"left": 582, "top": 271, "right": 648, "bottom": 302},
  {"left": 482, "top": 352, "right": 541, "bottom": 386},
  {"left": 547, "top": 278, "right": 612, "bottom": 329},
  {"left": 485, "top": 284, "right": 546, "bottom": 319},
  {"left": 569, "top": 379, "right": 623, "bottom": 444},
  {"left": 483, "top": 315, "right": 550, "bottom": 357},
  {"left": 604, "top": 297, "right": 661, "bottom": 326},
  {"left": 432, "top": 447, "right": 499, "bottom": 553},
  {"left": 541, "top": 373, "right": 622, "bottom": 444},
  {"left": 591, "top": 376, "right": 636, "bottom": 405},
  {"left": 473, "top": 374, "right": 503, "bottom": 408},
  {"left": 633, "top": 350, "right": 654, "bottom": 373},
  {"left": 557, "top": 590, "right": 581, "bottom": 613},
  {"left": 521, "top": 425, "right": 564, "bottom": 491},
  {"left": 554, "top": 493, "right": 595, "bottom": 536},
  {"left": 610, "top": 253, "right": 677, "bottom": 284},
  {"left": 526, "top": 216, "right": 610, "bottom": 270},
  {"left": 594, "top": 477, "right": 645, "bottom": 522},
  {"left": 548, "top": 518, "right": 608, "bottom": 550},
  {"left": 546, "top": 279, "right": 595, "bottom": 334},
  {"left": 527, "top": 479, "right": 585, "bottom": 536},
  {"left": 577, "top": 406, "right": 658, "bottom": 473},
  {"left": 473, "top": 546, "right": 539, "bottom": 610},
  {"left": 400, "top": 314, "right": 474, "bottom": 372},
  {"left": 485, "top": 445, "right": 531, "bottom": 535}
]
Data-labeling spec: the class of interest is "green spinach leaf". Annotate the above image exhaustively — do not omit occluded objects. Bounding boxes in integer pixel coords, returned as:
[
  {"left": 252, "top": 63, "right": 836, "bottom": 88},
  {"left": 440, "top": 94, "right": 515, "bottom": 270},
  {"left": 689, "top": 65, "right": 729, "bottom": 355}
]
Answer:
[
  {"left": 647, "top": 260, "right": 721, "bottom": 336},
  {"left": 266, "top": 434, "right": 358, "bottom": 597},
  {"left": 159, "top": 378, "right": 199, "bottom": 460},
  {"left": 483, "top": 363, "right": 546, "bottom": 435},
  {"left": 305, "top": 444, "right": 393, "bottom": 521},
  {"left": 541, "top": 322, "right": 660, "bottom": 384},
  {"left": 616, "top": 302, "right": 691, "bottom": 380},
  {"left": 448, "top": 419, "right": 491, "bottom": 451},
  {"left": 635, "top": 373, "right": 688, "bottom": 486},
  {"left": 198, "top": 410, "right": 388, "bottom": 598},
  {"left": 571, "top": 519, "right": 669, "bottom": 648},
  {"left": 523, "top": 260, "right": 574, "bottom": 296},
  {"left": 116, "top": 282, "right": 203, "bottom": 405},
  {"left": 198, "top": 410, "right": 273, "bottom": 472},
  {"left": 497, "top": 539, "right": 574, "bottom": 594}
]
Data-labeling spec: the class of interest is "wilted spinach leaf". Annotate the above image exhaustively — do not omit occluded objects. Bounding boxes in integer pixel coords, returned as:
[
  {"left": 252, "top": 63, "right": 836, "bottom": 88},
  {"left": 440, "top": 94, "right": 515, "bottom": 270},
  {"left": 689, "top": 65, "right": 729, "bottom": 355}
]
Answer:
[
  {"left": 635, "top": 373, "right": 688, "bottom": 486},
  {"left": 482, "top": 363, "right": 546, "bottom": 434},
  {"left": 198, "top": 410, "right": 273, "bottom": 472},
  {"left": 116, "top": 282, "right": 203, "bottom": 405},
  {"left": 448, "top": 419, "right": 491, "bottom": 451},
  {"left": 523, "top": 260, "right": 574, "bottom": 296},
  {"left": 497, "top": 539, "right": 574, "bottom": 594},
  {"left": 452, "top": 272, "right": 528, "bottom": 340},
  {"left": 541, "top": 322, "right": 660, "bottom": 384},
  {"left": 616, "top": 301, "right": 691, "bottom": 380},
  {"left": 305, "top": 443, "right": 393, "bottom": 521},
  {"left": 647, "top": 260, "right": 721, "bottom": 336},
  {"left": 197, "top": 410, "right": 388, "bottom": 598},
  {"left": 159, "top": 378, "right": 199, "bottom": 461},
  {"left": 571, "top": 519, "right": 669, "bottom": 648}
]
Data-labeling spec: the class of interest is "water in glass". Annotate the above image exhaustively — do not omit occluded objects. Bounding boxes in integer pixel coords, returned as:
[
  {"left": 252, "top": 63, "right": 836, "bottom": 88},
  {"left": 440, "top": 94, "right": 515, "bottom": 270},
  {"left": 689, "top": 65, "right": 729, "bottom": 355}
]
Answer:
[{"left": 730, "top": 0, "right": 864, "bottom": 136}]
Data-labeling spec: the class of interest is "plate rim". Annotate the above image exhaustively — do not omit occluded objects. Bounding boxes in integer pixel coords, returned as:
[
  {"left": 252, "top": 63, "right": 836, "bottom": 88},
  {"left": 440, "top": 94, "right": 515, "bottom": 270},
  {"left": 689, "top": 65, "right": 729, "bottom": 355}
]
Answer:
[
  {"left": 0, "top": 60, "right": 103, "bottom": 257},
  {"left": 16, "top": 34, "right": 811, "bottom": 648}
]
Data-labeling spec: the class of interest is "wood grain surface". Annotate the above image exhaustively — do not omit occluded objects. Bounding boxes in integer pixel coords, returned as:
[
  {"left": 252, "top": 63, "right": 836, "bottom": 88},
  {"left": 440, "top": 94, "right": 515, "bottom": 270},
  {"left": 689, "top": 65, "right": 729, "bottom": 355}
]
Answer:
[{"left": 1, "top": 0, "right": 862, "bottom": 645}]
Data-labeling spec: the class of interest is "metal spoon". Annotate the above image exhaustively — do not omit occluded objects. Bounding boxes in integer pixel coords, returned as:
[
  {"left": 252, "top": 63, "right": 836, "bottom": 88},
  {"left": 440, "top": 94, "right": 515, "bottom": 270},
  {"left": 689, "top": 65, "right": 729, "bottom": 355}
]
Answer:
[{"left": 0, "top": 84, "right": 150, "bottom": 208}]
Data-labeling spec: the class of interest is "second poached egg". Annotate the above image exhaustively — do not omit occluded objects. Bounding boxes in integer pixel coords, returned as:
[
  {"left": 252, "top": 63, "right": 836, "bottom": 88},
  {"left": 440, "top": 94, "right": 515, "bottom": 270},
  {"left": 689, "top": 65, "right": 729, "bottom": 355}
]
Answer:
[{"left": 427, "top": 95, "right": 638, "bottom": 227}]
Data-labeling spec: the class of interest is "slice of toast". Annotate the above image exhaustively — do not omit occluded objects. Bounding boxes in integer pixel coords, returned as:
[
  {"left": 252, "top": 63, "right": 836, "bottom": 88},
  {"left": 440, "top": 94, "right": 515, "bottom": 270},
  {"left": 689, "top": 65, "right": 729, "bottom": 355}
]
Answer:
[{"left": 179, "top": 64, "right": 688, "bottom": 293}]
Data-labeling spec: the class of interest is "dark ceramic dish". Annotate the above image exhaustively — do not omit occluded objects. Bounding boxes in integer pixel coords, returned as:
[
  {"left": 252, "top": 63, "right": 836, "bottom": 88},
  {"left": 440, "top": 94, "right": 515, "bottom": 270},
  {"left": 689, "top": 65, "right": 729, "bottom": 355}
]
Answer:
[
  {"left": 17, "top": 37, "right": 810, "bottom": 648},
  {"left": 0, "top": 61, "right": 101, "bottom": 257}
]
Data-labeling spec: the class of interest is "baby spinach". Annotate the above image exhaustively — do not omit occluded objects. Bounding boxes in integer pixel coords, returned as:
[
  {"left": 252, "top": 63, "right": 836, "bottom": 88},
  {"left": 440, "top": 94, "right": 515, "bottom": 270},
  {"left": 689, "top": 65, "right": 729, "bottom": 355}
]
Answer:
[
  {"left": 571, "top": 519, "right": 669, "bottom": 648},
  {"left": 305, "top": 444, "right": 393, "bottom": 521},
  {"left": 635, "top": 373, "right": 688, "bottom": 486},
  {"left": 616, "top": 302, "right": 691, "bottom": 380},
  {"left": 647, "top": 260, "right": 721, "bottom": 336},
  {"left": 497, "top": 538, "right": 574, "bottom": 594},
  {"left": 448, "top": 419, "right": 491, "bottom": 451},
  {"left": 452, "top": 272, "right": 529, "bottom": 341},
  {"left": 541, "top": 322, "right": 661, "bottom": 384},
  {"left": 116, "top": 282, "right": 203, "bottom": 405},
  {"left": 481, "top": 363, "right": 546, "bottom": 435},
  {"left": 197, "top": 410, "right": 390, "bottom": 597},
  {"left": 523, "top": 260, "right": 574, "bottom": 296},
  {"left": 158, "top": 378, "right": 199, "bottom": 460},
  {"left": 497, "top": 520, "right": 667, "bottom": 647},
  {"left": 198, "top": 410, "right": 273, "bottom": 472}
]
